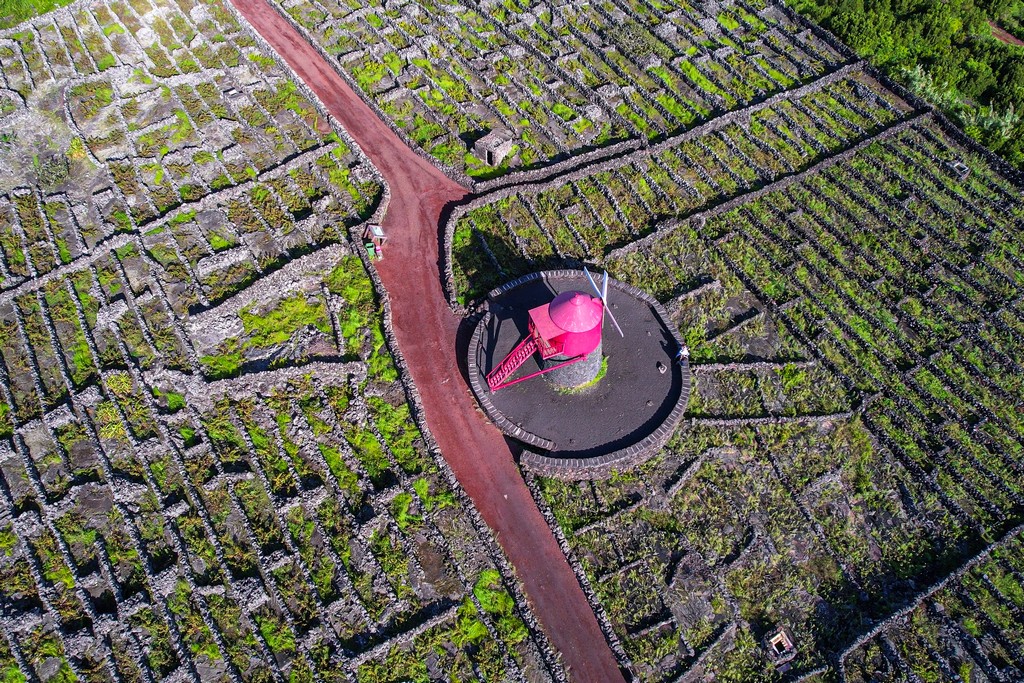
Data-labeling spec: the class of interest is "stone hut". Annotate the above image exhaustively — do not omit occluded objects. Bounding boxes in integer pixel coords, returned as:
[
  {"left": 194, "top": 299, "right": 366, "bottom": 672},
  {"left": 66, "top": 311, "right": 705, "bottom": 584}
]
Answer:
[
  {"left": 473, "top": 128, "right": 515, "bottom": 167},
  {"left": 764, "top": 625, "right": 798, "bottom": 672},
  {"left": 947, "top": 159, "right": 970, "bottom": 180}
]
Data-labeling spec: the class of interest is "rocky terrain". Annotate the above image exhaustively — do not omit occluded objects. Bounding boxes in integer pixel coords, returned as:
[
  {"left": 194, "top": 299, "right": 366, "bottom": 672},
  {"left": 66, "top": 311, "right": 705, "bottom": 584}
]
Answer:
[
  {"left": 0, "top": 0, "right": 560, "bottom": 680},
  {"left": 2, "top": 0, "right": 1024, "bottom": 681}
]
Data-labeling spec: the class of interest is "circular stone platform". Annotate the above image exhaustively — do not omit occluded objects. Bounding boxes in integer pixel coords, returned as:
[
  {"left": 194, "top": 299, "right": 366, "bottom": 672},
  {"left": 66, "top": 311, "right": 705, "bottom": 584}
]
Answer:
[{"left": 467, "top": 270, "right": 691, "bottom": 478}]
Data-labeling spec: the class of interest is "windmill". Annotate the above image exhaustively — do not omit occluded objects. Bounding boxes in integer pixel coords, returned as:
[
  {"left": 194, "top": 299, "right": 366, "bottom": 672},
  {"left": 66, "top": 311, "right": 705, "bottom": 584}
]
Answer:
[
  {"left": 467, "top": 268, "right": 693, "bottom": 470},
  {"left": 485, "top": 267, "right": 621, "bottom": 391}
]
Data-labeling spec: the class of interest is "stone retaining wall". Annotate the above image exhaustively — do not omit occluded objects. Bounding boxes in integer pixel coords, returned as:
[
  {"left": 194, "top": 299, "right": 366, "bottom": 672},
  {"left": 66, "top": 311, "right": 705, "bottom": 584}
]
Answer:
[{"left": 521, "top": 468, "right": 634, "bottom": 669}]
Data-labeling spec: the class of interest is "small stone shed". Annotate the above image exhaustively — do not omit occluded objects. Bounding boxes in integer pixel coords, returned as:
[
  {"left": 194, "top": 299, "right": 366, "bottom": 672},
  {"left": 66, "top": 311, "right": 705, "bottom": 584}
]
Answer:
[{"left": 472, "top": 128, "right": 515, "bottom": 166}]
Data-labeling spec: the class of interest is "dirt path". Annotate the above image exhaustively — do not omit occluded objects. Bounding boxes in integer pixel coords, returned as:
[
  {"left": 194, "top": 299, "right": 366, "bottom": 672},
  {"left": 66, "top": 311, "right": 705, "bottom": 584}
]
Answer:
[
  {"left": 990, "top": 21, "right": 1024, "bottom": 46},
  {"left": 227, "top": 0, "right": 626, "bottom": 680}
]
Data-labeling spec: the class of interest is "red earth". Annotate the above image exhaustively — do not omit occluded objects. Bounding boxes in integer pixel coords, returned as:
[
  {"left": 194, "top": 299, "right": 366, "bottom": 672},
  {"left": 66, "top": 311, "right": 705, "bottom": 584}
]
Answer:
[
  {"left": 227, "top": 0, "right": 627, "bottom": 680},
  {"left": 990, "top": 21, "right": 1024, "bottom": 47}
]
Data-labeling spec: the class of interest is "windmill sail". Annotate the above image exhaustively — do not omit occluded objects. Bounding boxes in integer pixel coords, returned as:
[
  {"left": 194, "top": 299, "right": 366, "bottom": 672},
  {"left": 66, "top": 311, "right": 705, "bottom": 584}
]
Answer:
[{"left": 584, "top": 267, "right": 624, "bottom": 337}]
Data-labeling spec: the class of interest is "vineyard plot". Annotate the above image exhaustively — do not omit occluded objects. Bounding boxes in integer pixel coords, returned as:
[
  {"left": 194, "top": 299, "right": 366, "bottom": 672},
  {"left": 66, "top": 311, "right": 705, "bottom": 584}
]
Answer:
[
  {"left": 451, "top": 60, "right": 1024, "bottom": 681},
  {"left": 270, "top": 0, "right": 853, "bottom": 178},
  {"left": 0, "top": 0, "right": 559, "bottom": 680}
]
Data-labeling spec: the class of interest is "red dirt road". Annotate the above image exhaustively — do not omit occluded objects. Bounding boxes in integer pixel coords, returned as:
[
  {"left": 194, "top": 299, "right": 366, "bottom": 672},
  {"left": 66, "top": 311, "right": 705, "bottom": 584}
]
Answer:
[{"left": 227, "top": 0, "right": 626, "bottom": 680}]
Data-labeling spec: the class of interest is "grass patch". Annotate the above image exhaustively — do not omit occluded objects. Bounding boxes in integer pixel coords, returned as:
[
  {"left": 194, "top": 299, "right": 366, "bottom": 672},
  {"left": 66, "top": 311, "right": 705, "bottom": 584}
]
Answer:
[
  {"left": 199, "top": 337, "right": 244, "bottom": 379},
  {"left": 473, "top": 569, "right": 528, "bottom": 645},
  {"left": 344, "top": 427, "right": 390, "bottom": 488},
  {"left": 389, "top": 492, "right": 422, "bottom": 531},
  {"left": 96, "top": 53, "right": 116, "bottom": 71},
  {"left": 717, "top": 11, "right": 741, "bottom": 31},
  {"left": 239, "top": 293, "right": 331, "bottom": 348},
  {"left": 368, "top": 397, "right": 425, "bottom": 473},
  {"left": 201, "top": 294, "right": 330, "bottom": 378},
  {"left": 326, "top": 256, "right": 377, "bottom": 357},
  {"left": 556, "top": 355, "right": 608, "bottom": 394},
  {"left": 318, "top": 443, "right": 360, "bottom": 499},
  {"left": 0, "top": 0, "right": 74, "bottom": 28},
  {"left": 413, "top": 477, "right": 456, "bottom": 511}
]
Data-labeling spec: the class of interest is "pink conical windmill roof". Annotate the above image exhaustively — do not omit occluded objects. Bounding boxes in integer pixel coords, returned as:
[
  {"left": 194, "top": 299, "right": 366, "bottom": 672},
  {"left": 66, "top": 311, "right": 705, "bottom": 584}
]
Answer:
[{"left": 548, "top": 291, "right": 603, "bottom": 332}]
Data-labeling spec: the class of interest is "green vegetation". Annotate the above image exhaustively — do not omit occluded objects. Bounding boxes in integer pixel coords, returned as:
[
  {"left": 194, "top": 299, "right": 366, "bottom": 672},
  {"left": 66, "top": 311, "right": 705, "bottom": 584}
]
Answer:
[
  {"left": 0, "top": 0, "right": 73, "bottom": 28},
  {"left": 717, "top": 11, "right": 742, "bottom": 31},
  {"left": 201, "top": 293, "right": 330, "bottom": 377},
  {"left": 325, "top": 255, "right": 378, "bottom": 358},
  {"left": 165, "top": 391, "right": 185, "bottom": 411},
  {"left": 0, "top": 2, "right": 526, "bottom": 680},
  {"left": 94, "top": 400, "right": 127, "bottom": 442},
  {"left": 13, "top": 0, "right": 1024, "bottom": 678},
  {"left": 344, "top": 426, "right": 390, "bottom": 487},
  {"left": 318, "top": 443, "right": 360, "bottom": 499},
  {"left": 240, "top": 293, "right": 331, "bottom": 348},
  {"left": 413, "top": 476, "right": 456, "bottom": 511},
  {"left": 152, "top": 386, "right": 185, "bottom": 412},
  {"left": 200, "top": 337, "right": 244, "bottom": 378},
  {"left": 367, "top": 397, "right": 426, "bottom": 473},
  {"left": 473, "top": 569, "right": 528, "bottom": 645},
  {"left": 0, "top": 400, "right": 12, "bottom": 439},
  {"left": 352, "top": 59, "right": 386, "bottom": 92},
  {"left": 0, "top": 524, "right": 16, "bottom": 556},
  {"left": 389, "top": 491, "right": 422, "bottom": 531},
  {"left": 789, "top": 0, "right": 1024, "bottom": 165},
  {"left": 96, "top": 53, "right": 116, "bottom": 71},
  {"left": 129, "top": 607, "right": 178, "bottom": 675},
  {"left": 556, "top": 355, "right": 608, "bottom": 394}
]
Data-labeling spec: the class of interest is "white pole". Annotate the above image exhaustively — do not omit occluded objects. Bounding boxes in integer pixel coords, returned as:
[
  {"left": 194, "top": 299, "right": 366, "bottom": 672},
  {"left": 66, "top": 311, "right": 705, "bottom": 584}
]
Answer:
[{"left": 584, "top": 267, "right": 623, "bottom": 337}]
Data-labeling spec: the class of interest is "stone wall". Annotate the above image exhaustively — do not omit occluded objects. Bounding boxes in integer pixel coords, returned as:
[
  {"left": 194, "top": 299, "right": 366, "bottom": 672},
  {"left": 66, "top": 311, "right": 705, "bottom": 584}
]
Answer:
[{"left": 438, "top": 60, "right": 924, "bottom": 312}]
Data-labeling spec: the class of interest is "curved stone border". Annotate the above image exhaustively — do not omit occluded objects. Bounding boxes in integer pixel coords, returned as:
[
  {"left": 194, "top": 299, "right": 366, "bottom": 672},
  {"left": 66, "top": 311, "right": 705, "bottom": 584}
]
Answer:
[
  {"left": 833, "top": 521, "right": 1024, "bottom": 678},
  {"left": 466, "top": 309, "right": 557, "bottom": 452},
  {"left": 441, "top": 58, "right": 1024, "bottom": 314},
  {"left": 604, "top": 110, "right": 930, "bottom": 262},
  {"left": 465, "top": 269, "right": 691, "bottom": 480},
  {"left": 520, "top": 468, "right": 634, "bottom": 669}
]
